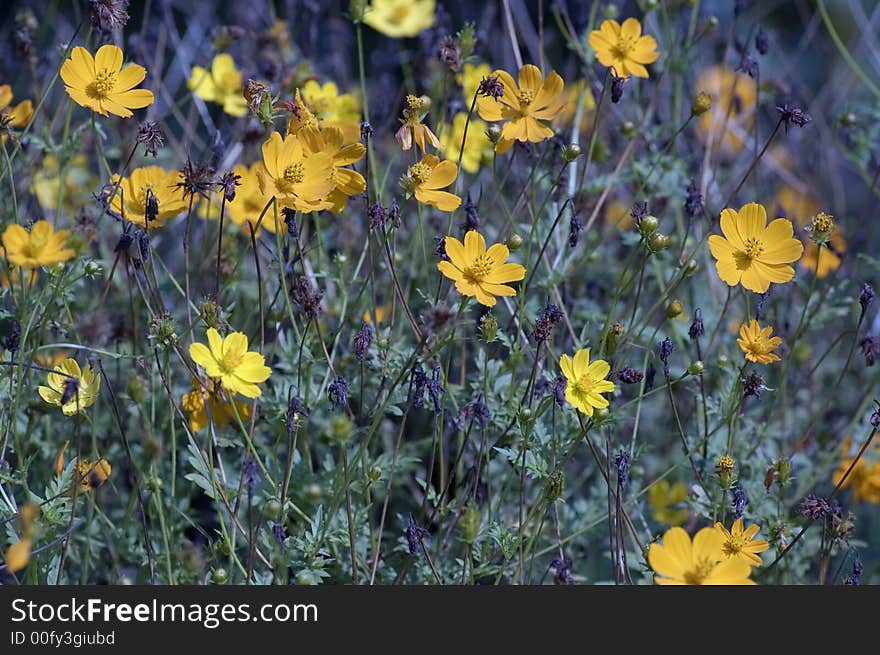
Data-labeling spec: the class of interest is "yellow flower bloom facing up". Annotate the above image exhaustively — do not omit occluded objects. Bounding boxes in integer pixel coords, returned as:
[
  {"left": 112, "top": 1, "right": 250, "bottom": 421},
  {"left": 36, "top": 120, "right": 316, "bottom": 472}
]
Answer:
[
  {"left": 708, "top": 202, "right": 803, "bottom": 293},
  {"left": 2, "top": 220, "right": 75, "bottom": 270},
  {"left": 181, "top": 377, "right": 253, "bottom": 432},
  {"left": 363, "top": 0, "right": 435, "bottom": 38},
  {"left": 0, "top": 84, "right": 33, "bottom": 138},
  {"left": 801, "top": 233, "right": 845, "bottom": 278},
  {"left": 32, "top": 154, "right": 98, "bottom": 215},
  {"left": 437, "top": 230, "right": 525, "bottom": 307},
  {"left": 402, "top": 154, "right": 461, "bottom": 212},
  {"left": 189, "top": 327, "right": 272, "bottom": 399},
  {"left": 647, "top": 479, "right": 690, "bottom": 526},
  {"left": 4, "top": 537, "right": 32, "bottom": 573},
  {"left": 559, "top": 348, "right": 616, "bottom": 417},
  {"left": 60, "top": 45, "right": 154, "bottom": 118},
  {"left": 225, "top": 163, "right": 278, "bottom": 233},
  {"left": 477, "top": 64, "right": 564, "bottom": 153},
  {"left": 737, "top": 320, "right": 783, "bottom": 364},
  {"left": 37, "top": 358, "right": 101, "bottom": 416},
  {"left": 833, "top": 438, "right": 880, "bottom": 504},
  {"left": 301, "top": 80, "right": 362, "bottom": 143},
  {"left": 188, "top": 53, "right": 248, "bottom": 117},
  {"left": 694, "top": 65, "right": 756, "bottom": 155},
  {"left": 258, "top": 131, "right": 335, "bottom": 212},
  {"left": 714, "top": 518, "right": 769, "bottom": 567},
  {"left": 110, "top": 165, "right": 188, "bottom": 228},
  {"left": 299, "top": 126, "right": 367, "bottom": 212},
  {"left": 438, "top": 112, "right": 492, "bottom": 174},
  {"left": 588, "top": 18, "right": 659, "bottom": 79},
  {"left": 648, "top": 526, "right": 756, "bottom": 585},
  {"left": 457, "top": 62, "right": 491, "bottom": 103}
]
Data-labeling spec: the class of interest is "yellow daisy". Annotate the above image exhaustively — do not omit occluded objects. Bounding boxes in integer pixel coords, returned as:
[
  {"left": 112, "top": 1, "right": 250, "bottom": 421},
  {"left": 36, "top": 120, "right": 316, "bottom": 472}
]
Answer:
[
  {"left": 588, "top": 18, "right": 659, "bottom": 79},
  {"left": 714, "top": 518, "right": 769, "bottom": 567},
  {"left": 60, "top": 45, "right": 154, "bottom": 118},
  {"left": 437, "top": 230, "right": 525, "bottom": 307},
  {"left": 257, "top": 131, "right": 335, "bottom": 212},
  {"left": 559, "top": 348, "right": 616, "bottom": 417},
  {"left": 363, "top": 0, "right": 435, "bottom": 38},
  {"left": 188, "top": 53, "right": 248, "bottom": 117},
  {"left": 299, "top": 126, "right": 366, "bottom": 212},
  {"left": 439, "top": 112, "right": 492, "bottom": 174},
  {"left": 2, "top": 220, "right": 75, "bottom": 269},
  {"left": 37, "top": 358, "right": 101, "bottom": 416},
  {"left": 225, "top": 163, "right": 278, "bottom": 233},
  {"left": 736, "top": 319, "right": 783, "bottom": 364},
  {"left": 402, "top": 154, "right": 461, "bottom": 212},
  {"left": 648, "top": 526, "right": 756, "bottom": 585},
  {"left": 110, "top": 165, "right": 188, "bottom": 228},
  {"left": 189, "top": 327, "right": 272, "bottom": 399}
]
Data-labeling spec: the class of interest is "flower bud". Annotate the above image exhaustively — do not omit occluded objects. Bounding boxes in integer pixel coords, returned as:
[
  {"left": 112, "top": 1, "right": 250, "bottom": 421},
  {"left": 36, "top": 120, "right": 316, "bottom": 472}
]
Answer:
[
  {"left": 691, "top": 91, "right": 712, "bottom": 116},
  {"left": 638, "top": 214, "right": 659, "bottom": 237},
  {"left": 545, "top": 470, "right": 565, "bottom": 502},
  {"left": 666, "top": 299, "right": 684, "bottom": 318},
  {"left": 505, "top": 233, "right": 523, "bottom": 251},
  {"left": 620, "top": 120, "right": 637, "bottom": 137},
  {"left": 687, "top": 360, "right": 704, "bottom": 375},
  {"left": 486, "top": 124, "right": 503, "bottom": 143},
  {"left": 562, "top": 143, "right": 582, "bottom": 162},
  {"left": 480, "top": 313, "right": 498, "bottom": 343},
  {"left": 211, "top": 568, "right": 228, "bottom": 584},
  {"left": 329, "top": 414, "right": 354, "bottom": 444},
  {"left": 460, "top": 504, "right": 480, "bottom": 543},
  {"left": 839, "top": 112, "right": 857, "bottom": 127},
  {"left": 648, "top": 232, "right": 670, "bottom": 252},
  {"left": 707, "top": 16, "right": 719, "bottom": 28}
]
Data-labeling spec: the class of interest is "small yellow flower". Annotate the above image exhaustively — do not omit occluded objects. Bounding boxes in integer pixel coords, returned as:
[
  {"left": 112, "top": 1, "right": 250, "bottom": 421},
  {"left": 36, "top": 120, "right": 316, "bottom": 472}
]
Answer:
[
  {"left": 363, "top": 0, "right": 435, "bottom": 38},
  {"left": 32, "top": 154, "right": 98, "bottom": 215},
  {"left": 300, "top": 80, "right": 362, "bottom": 143},
  {"left": 647, "top": 479, "right": 690, "bottom": 526},
  {"left": 833, "top": 438, "right": 880, "bottom": 504},
  {"left": 477, "top": 64, "right": 564, "bottom": 153},
  {"left": 694, "top": 66, "right": 756, "bottom": 155},
  {"left": 438, "top": 112, "right": 491, "bottom": 174},
  {"left": 285, "top": 89, "right": 321, "bottom": 136},
  {"left": 110, "top": 165, "right": 188, "bottom": 228},
  {"left": 588, "top": 18, "right": 659, "bottom": 79},
  {"left": 188, "top": 53, "right": 248, "bottom": 117},
  {"left": 60, "top": 45, "right": 154, "bottom": 118},
  {"left": 258, "top": 131, "right": 335, "bottom": 212},
  {"left": 37, "top": 358, "right": 101, "bottom": 416},
  {"left": 181, "top": 377, "right": 253, "bottom": 432},
  {"left": 559, "top": 348, "right": 616, "bottom": 417},
  {"left": 396, "top": 95, "right": 441, "bottom": 153},
  {"left": 737, "top": 319, "right": 783, "bottom": 364},
  {"left": 299, "top": 127, "right": 367, "bottom": 212},
  {"left": 402, "top": 154, "right": 462, "bottom": 212},
  {"left": 2, "top": 220, "right": 75, "bottom": 270},
  {"left": 437, "top": 230, "right": 525, "bottom": 307},
  {"left": 363, "top": 305, "right": 389, "bottom": 325},
  {"left": 189, "top": 327, "right": 272, "bottom": 399},
  {"left": 715, "top": 454, "right": 736, "bottom": 475},
  {"left": 708, "top": 202, "right": 803, "bottom": 293},
  {"left": 4, "top": 537, "right": 32, "bottom": 573},
  {"left": 457, "top": 62, "right": 491, "bottom": 103},
  {"left": 0, "top": 84, "right": 33, "bottom": 136},
  {"left": 648, "top": 526, "right": 756, "bottom": 585},
  {"left": 57, "top": 442, "right": 112, "bottom": 493},
  {"left": 714, "top": 518, "right": 769, "bottom": 567},
  {"left": 225, "top": 163, "right": 278, "bottom": 233}
]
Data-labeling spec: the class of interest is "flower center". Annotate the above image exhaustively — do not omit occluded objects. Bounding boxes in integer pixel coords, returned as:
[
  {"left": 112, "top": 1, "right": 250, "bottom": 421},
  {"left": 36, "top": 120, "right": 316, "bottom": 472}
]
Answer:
[
  {"left": 89, "top": 69, "right": 117, "bottom": 98},
  {"left": 682, "top": 557, "right": 715, "bottom": 585},
  {"left": 219, "top": 72, "right": 241, "bottom": 94},
  {"left": 462, "top": 254, "right": 494, "bottom": 284},
  {"left": 611, "top": 35, "right": 637, "bottom": 60},
  {"left": 408, "top": 162, "right": 432, "bottom": 185},
  {"left": 743, "top": 237, "right": 764, "bottom": 259},
  {"left": 392, "top": 4, "right": 411, "bottom": 23},
  {"left": 748, "top": 335, "right": 773, "bottom": 355},
  {"left": 518, "top": 89, "right": 535, "bottom": 105},
  {"left": 218, "top": 351, "right": 243, "bottom": 374},
  {"left": 573, "top": 375, "right": 596, "bottom": 397},
  {"left": 722, "top": 535, "right": 749, "bottom": 558},
  {"left": 283, "top": 162, "right": 305, "bottom": 185}
]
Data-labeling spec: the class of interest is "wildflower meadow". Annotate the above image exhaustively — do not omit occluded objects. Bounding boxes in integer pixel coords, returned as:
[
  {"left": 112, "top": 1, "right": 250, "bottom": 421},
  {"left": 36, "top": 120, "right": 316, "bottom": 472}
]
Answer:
[{"left": 2, "top": 0, "right": 880, "bottom": 589}]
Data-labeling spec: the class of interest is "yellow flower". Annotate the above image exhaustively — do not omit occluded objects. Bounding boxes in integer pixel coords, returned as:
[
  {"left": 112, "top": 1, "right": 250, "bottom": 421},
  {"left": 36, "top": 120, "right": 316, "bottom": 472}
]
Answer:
[
  {"left": 457, "top": 62, "right": 491, "bottom": 103},
  {"left": 37, "top": 358, "right": 101, "bottom": 416},
  {"left": 708, "top": 202, "right": 803, "bottom": 293},
  {"left": 558, "top": 348, "right": 616, "bottom": 417},
  {"left": 833, "top": 438, "right": 880, "bottom": 504},
  {"left": 258, "top": 131, "right": 335, "bottom": 212},
  {"left": 694, "top": 65, "right": 756, "bottom": 155},
  {"left": 299, "top": 127, "right": 367, "bottom": 212},
  {"left": 439, "top": 112, "right": 491, "bottom": 174},
  {"left": 402, "top": 154, "right": 462, "bottom": 212},
  {"left": 60, "top": 45, "right": 154, "bottom": 118},
  {"left": 774, "top": 185, "right": 819, "bottom": 227},
  {"left": 736, "top": 319, "right": 783, "bottom": 364},
  {"left": 4, "top": 537, "right": 32, "bottom": 573},
  {"left": 110, "top": 165, "right": 188, "bottom": 228},
  {"left": 2, "top": 220, "right": 75, "bottom": 269},
  {"left": 0, "top": 84, "right": 33, "bottom": 136},
  {"left": 437, "top": 230, "right": 525, "bottom": 307},
  {"left": 285, "top": 89, "right": 321, "bottom": 136},
  {"left": 396, "top": 95, "right": 441, "bottom": 153},
  {"left": 189, "top": 327, "right": 272, "bottom": 399},
  {"left": 648, "top": 526, "right": 756, "bottom": 585},
  {"left": 181, "top": 377, "right": 253, "bottom": 432},
  {"left": 188, "top": 54, "right": 248, "bottom": 117},
  {"left": 553, "top": 78, "right": 596, "bottom": 135},
  {"left": 363, "top": 304, "right": 389, "bottom": 325},
  {"left": 225, "top": 163, "right": 278, "bottom": 233},
  {"left": 300, "top": 80, "right": 362, "bottom": 143},
  {"left": 32, "top": 154, "right": 98, "bottom": 215},
  {"left": 56, "top": 443, "right": 112, "bottom": 493},
  {"left": 714, "top": 519, "right": 769, "bottom": 567},
  {"left": 477, "top": 64, "right": 564, "bottom": 153},
  {"left": 647, "top": 479, "right": 690, "bottom": 526},
  {"left": 363, "top": 0, "right": 435, "bottom": 38},
  {"left": 801, "top": 233, "right": 845, "bottom": 278},
  {"left": 603, "top": 199, "right": 633, "bottom": 230},
  {"left": 588, "top": 18, "right": 659, "bottom": 79}
]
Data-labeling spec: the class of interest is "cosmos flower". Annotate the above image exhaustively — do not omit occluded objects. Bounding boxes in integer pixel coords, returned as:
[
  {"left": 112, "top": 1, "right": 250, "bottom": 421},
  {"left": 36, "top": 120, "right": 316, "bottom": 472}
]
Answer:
[
  {"left": 401, "top": 154, "right": 461, "bottom": 212},
  {"left": 648, "top": 526, "right": 756, "bottom": 585},
  {"left": 189, "top": 327, "right": 272, "bottom": 399},
  {"left": 188, "top": 53, "right": 248, "bottom": 117},
  {"left": 37, "top": 358, "right": 101, "bottom": 416},
  {"left": 363, "top": 0, "right": 435, "bottom": 38},
  {"left": 559, "top": 348, "right": 616, "bottom": 417},
  {"left": 736, "top": 319, "right": 783, "bottom": 364},
  {"left": 2, "top": 220, "right": 75, "bottom": 269},
  {"left": 437, "top": 230, "right": 525, "bottom": 307},
  {"left": 588, "top": 18, "right": 659, "bottom": 79},
  {"left": 60, "top": 45, "right": 154, "bottom": 118},
  {"left": 714, "top": 518, "right": 769, "bottom": 567}
]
